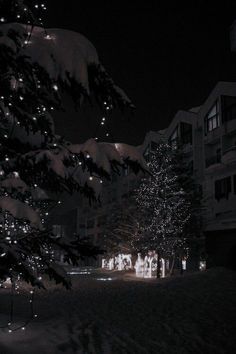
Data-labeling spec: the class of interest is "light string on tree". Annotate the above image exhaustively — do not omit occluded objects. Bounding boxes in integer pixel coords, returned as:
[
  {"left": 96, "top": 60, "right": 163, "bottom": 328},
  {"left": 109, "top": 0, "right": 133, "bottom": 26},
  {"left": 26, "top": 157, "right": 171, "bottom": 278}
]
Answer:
[
  {"left": 93, "top": 100, "right": 115, "bottom": 143},
  {"left": 0, "top": 280, "right": 38, "bottom": 333}
]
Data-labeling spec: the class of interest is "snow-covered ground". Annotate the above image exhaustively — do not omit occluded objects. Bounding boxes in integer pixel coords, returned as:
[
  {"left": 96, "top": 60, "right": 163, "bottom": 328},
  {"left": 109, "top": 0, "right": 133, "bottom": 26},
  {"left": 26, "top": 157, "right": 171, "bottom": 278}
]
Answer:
[{"left": 0, "top": 267, "right": 236, "bottom": 354}]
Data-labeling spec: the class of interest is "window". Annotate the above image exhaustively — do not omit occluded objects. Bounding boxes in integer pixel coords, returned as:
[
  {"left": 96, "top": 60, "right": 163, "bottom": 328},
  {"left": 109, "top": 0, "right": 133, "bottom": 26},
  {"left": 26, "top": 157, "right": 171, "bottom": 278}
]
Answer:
[
  {"left": 188, "top": 160, "right": 194, "bottom": 174},
  {"left": 215, "top": 176, "right": 231, "bottom": 201},
  {"left": 216, "top": 148, "right": 221, "bottom": 163},
  {"left": 122, "top": 166, "right": 129, "bottom": 176},
  {"left": 205, "top": 101, "right": 220, "bottom": 132},
  {"left": 180, "top": 122, "right": 192, "bottom": 145},
  {"left": 169, "top": 126, "right": 179, "bottom": 148},
  {"left": 52, "top": 225, "right": 65, "bottom": 238},
  {"left": 87, "top": 219, "right": 95, "bottom": 229},
  {"left": 87, "top": 234, "right": 94, "bottom": 241},
  {"left": 221, "top": 95, "right": 236, "bottom": 123},
  {"left": 150, "top": 141, "right": 158, "bottom": 151},
  {"left": 97, "top": 215, "right": 107, "bottom": 226},
  {"left": 143, "top": 146, "right": 150, "bottom": 162}
]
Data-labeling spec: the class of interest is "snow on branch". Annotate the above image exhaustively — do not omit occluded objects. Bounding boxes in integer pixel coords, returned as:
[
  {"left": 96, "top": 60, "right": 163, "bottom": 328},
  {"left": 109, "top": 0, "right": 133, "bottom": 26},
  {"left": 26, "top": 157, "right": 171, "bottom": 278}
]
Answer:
[
  {"left": 0, "top": 23, "right": 133, "bottom": 109},
  {"left": 0, "top": 196, "right": 42, "bottom": 229}
]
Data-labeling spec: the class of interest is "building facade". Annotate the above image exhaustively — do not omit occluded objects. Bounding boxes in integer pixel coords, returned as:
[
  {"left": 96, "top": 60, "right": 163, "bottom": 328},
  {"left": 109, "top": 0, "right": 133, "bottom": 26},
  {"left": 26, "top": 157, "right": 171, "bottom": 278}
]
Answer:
[{"left": 53, "top": 81, "right": 236, "bottom": 269}]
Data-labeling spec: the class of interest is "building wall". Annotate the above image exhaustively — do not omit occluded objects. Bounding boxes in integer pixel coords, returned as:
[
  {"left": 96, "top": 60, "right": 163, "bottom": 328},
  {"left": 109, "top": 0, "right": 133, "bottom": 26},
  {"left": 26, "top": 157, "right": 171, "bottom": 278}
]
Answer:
[
  {"left": 53, "top": 81, "right": 236, "bottom": 269},
  {"left": 165, "top": 82, "right": 236, "bottom": 268}
]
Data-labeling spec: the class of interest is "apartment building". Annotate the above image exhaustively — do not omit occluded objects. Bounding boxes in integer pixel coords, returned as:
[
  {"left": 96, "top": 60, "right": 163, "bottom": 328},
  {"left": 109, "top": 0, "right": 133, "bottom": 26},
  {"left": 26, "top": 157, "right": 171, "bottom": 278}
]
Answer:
[
  {"left": 52, "top": 81, "right": 236, "bottom": 269},
  {"left": 164, "top": 82, "right": 236, "bottom": 268}
]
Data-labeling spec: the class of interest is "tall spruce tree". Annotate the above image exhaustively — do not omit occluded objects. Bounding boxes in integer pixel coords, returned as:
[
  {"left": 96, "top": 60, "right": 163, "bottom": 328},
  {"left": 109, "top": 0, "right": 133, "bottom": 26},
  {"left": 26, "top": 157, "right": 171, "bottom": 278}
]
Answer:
[
  {"left": 135, "top": 143, "right": 191, "bottom": 275},
  {"left": 0, "top": 0, "right": 145, "bottom": 288}
]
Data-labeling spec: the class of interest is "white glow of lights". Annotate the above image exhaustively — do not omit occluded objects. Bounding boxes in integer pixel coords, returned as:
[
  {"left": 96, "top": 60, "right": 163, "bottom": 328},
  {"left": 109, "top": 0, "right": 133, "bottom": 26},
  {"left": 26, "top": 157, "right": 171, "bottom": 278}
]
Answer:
[{"left": 67, "top": 271, "right": 91, "bottom": 275}]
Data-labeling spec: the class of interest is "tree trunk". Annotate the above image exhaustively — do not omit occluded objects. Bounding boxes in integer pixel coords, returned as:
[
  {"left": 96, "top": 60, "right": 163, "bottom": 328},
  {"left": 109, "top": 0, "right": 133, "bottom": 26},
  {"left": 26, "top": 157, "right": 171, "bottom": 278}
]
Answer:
[
  {"left": 180, "top": 258, "right": 183, "bottom": 275},
  {"left": 169, "top": 254, "right": 176, "bottom": 276},
  {"left": 157, "top": 252, "right": 161, "bottom": 278}
]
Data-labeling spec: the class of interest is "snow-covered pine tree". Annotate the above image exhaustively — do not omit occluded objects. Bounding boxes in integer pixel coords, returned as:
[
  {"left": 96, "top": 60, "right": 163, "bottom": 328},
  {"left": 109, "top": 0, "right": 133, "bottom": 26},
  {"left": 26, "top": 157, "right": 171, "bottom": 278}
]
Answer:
[
  {"left": 0, "top": 0, "right": 146, "bottom": 288},
  {"left": 135, "top": 143, "right": 191, "bottom": 276}
]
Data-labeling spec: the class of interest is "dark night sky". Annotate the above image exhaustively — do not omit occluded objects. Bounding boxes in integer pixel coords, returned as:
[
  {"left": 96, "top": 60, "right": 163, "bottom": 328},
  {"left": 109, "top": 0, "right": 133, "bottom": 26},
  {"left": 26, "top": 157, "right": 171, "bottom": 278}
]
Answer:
[{"left": 46, "top": 0, "right": 236, "bottom": 145}]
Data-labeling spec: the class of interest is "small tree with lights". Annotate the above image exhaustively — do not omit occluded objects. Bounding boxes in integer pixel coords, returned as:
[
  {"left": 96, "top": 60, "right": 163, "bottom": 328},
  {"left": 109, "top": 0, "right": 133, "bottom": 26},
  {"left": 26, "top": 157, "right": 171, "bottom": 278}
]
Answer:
[{"left": 102, "top": 193, "right": 143, "bottom": 258}]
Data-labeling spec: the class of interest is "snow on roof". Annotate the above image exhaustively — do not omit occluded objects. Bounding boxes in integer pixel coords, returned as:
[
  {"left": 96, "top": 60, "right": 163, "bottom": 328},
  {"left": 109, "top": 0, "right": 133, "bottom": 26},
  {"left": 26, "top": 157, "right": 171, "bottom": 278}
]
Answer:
[{"left": 188, "top": 106, "right": 201, "bottom": 113}]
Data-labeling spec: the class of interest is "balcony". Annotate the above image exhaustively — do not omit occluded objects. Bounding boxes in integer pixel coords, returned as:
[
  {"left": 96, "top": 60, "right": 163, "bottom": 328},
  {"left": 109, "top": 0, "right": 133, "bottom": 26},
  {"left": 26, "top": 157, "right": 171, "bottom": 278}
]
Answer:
[
  {"left": 222, "top": 146, "right": 236, "bottom": 165},
  {"left": 205, "top": 155, "right": 222, "bottom": 172}
]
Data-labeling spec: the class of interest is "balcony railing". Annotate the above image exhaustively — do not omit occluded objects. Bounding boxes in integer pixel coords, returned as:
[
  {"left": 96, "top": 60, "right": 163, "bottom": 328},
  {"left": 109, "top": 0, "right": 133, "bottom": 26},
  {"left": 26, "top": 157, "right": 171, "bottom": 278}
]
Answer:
[
  {"left": 222, "top": 145, "right": 236, "bottom": 164},
  {"left": 223, "top": 145, "right": 236, "bottom": 154},
  {"left": 205, "top": 155, "right": 221, "bottom": 168}
]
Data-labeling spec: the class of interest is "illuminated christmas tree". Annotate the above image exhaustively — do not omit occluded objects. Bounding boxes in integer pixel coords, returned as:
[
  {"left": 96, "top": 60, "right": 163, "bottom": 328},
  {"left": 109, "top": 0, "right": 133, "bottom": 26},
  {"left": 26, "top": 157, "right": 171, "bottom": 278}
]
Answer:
[
  {"left": 135, "top": 143, "right": 191, "bottom": 275},
  {"left": 0, "top": 0, "right": 145, "bottom": 291}
]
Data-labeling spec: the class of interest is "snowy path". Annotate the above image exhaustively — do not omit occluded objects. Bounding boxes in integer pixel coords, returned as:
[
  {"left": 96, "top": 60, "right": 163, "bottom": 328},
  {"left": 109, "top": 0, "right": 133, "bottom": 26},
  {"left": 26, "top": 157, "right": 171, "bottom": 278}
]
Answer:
[{"left": 0, "top": 268, "right": 236, "bottom": 354}]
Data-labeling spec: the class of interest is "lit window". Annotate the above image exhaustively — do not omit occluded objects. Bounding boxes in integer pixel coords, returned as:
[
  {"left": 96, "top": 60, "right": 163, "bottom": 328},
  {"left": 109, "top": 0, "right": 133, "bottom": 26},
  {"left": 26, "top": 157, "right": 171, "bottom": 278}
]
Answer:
[{"left": 206, "top": 101, "right": 220, "bottom": 132}]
